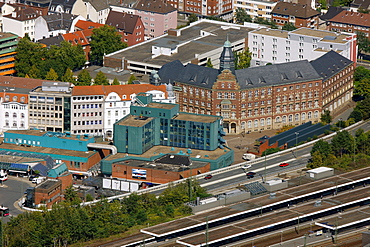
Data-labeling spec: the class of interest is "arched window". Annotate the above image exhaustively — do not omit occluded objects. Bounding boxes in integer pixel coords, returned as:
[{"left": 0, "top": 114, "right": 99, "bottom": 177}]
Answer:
[
  {"left": 282, "top": 116, "right": 287, "bottom": 123},
  {"left": 5, "top": 112, "right": 9, "bottom": 117},
  {"left": 260, "top": 118, "right": 265, "bottom": 126},
  {"left": 295, "top": 114, "right": 299, "bottom": 121},
  {"left": 275, "top": 116, "right": 281, "bottom": 123},
  {"left": 13, "top": 122, "right": 17, "bottom": 127},
  {"left": 267, "top": 118, "right": 271, "bottom": 125},
  {"left": 247, "top": 120, "right": 252, "bottom": 128},
  {"left": 314, "top": 111, "right": 319, "bottom": 118},
  {"left": 241, "top": 122, "right": 245, "bottom": 129},
  {"left": 302, "top": 112, "right": 306, "bottom": 120},
  {"left": 13, "top": 113, "right": 17, "bottom": 118},
  {"left": 288, "top": 115, "right": 293, "bottom": 122},
  {"left": 21, "top": 113, "right": 25, "bottom": 118},
  {"left": 308, "top": 112, "right": 312, "bottom": 119},
  {"left": 254, "top": 119, "right": 259, "bottom": 128}
]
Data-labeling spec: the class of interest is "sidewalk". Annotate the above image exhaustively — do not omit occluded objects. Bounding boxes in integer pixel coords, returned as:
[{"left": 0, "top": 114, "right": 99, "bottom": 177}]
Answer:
[{"left": 225, "top": 129, "right": 276, "bottom": 164}]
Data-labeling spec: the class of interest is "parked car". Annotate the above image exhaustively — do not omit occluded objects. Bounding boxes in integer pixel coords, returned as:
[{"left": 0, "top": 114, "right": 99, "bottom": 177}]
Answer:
[
  {"left": 246, "top": 172, "right": 256, "bottom": 178},
  {"left": 204, "top": 174, "right": 213, "bottom": 180},
  {"left": 279, "top": 163, "right": 289, "bottom": 167}
]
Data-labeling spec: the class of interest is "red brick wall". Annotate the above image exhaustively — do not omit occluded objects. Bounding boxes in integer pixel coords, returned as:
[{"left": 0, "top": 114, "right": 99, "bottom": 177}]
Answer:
[{"left": 111, "top": 163, "right": 210, "bottom": 184}]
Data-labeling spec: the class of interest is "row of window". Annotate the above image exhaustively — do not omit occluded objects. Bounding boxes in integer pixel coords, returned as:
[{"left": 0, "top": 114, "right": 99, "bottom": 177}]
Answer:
[
  {"left": 4, "top": 112, "right": 25, "bottom": 118},
  {"left": 73, "top": 104, "right": 102, "bottom": 109},
  {"left": 73, "top": 120, "right": 102, "bottom": 126},
  {"left": 29, "top": 119, "right": 63, "bottom": 125},
  {"left": 2, "top": 104, "right": 26, "bottom": 110},
  {"left": 3, "top": 121, "right": 25, "bottom": 127}
]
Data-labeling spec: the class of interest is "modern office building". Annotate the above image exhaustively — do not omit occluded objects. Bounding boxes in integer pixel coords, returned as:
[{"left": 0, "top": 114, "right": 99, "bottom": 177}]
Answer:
[
  {"left": 156, "top": 39, "right": 354, "bottom": 134},
  {"left": 104, "top": 19, "right": 253, "bottom": 74},
  {"left": 248, "top": 27, "right": 357, "bottom": 67},
  {"left": 28, "top": 81, "right": 72, "bottom": 132},
  {"left": 100, "top": 94, "right": 233, "bottom": 180}
]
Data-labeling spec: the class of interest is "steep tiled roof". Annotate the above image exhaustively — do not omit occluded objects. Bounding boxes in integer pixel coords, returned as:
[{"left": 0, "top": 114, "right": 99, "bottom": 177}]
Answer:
[
  {"left": 106, "top": 11, "right": 140, "bottom": 33},
  {"left": 74, "top": 20, "right": 104, "bottom": 30},
  {"left": 63, "top": 31, "right": 89, "bottom": 46},
  {"left": 310, "top": 50, "right": 353, "bottom": 81},
  {"left": 4, "top": 7, "right": 42, "bottom": 21},
  {"left": 49, "top": 0, "right": 77, "bottom": 13},
  {"left": 38, "top": 35, "right": 65, "bottom": 47},
  {"left": 134, "top": 0, "right": 176, "bottom": 14},
  {"left": 320, "top": 6, "right": 347, "bottom": 21},
  {"left": 0, "top": 75, "right": 44, "bottom": 89},
  {"left": 0, "top": 90, "right": 30, "bottom": 104},
  {"left": 329, "top": 10, "right": 370, "bottom": 27},
  {"left": 72, "top": 84, "right": 168, "bottom": 99},
  {"left": 43, "top": 13, "right": 79, "bottom": 31},
  {"left": 272, "top": 2, "right": 320, "bottom": 18},
  {"left": 83, "top": 0, "right": 110, "bottom": 11}
]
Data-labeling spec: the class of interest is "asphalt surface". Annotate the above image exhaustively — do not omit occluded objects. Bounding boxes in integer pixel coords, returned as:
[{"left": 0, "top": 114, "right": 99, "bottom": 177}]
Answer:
[{"left": 0, "top": 176, "right": 34, "bottom": 223}]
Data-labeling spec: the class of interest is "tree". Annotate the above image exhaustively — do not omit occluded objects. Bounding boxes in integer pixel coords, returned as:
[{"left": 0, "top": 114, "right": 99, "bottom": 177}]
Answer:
[
  {"left": 94, "top": 71, "right": 109, "bottom": 85},
  {"left": 355, "top": 96, "right": 370, "bottom": 119},
  {"left": 15, "top": 35, "right": 45, "bottom": 77},
  {"left": 282, "top": 22, "right": 297, "bottom": 31},
  {"left": 320, "top": 110, "right": 332, "bottom": 124},
  {"left": 319, "top": 0, "right": 327, "bottom": 9},
  {"left": 357, "top": 32, "right": 370, "bottom": 54},
  {"left": 77, "top": 69, "right": 92, "bottom": 86},
  {"left": 331, "top": 130, "right": 354, "bottom": 157},
  {"left": 355, "top": 78, "right": 370, "bottom": 97},
  {"left": 62, "top": 68, "right": 75, "bottom": 83},
  {"left": 45, "top": 68, "right": 59, "bottom": 81},
  {"left": 354, "top": 66, "right": 370, "bottom": 82},
  {"left": 112, "top": 78, "right": 120, "bottom": 85},
  {"left": 234, "top": 8, "right": 252, "bottom": 24},
  {"left": 311, "top": 139, "right": 332, "bottom": 158},
  {"left": 206, "top": 58, "right": 213, "bottom": 68},
  {"left": 90, "top": 25, "right": 127, "bottom": 65},
  {"left": 234, "top": 48, "right": 252, "bottom": 70},
  {"left": 187, "top": 13, "right": 198, "bottom": 25},
  {"left": 64, "top": 186, "right": 82, "bottom": 205},
  {"left": 348, "top": 109, "right": 363, "bottom": 122},
  {"left": 27, "top": 65, "right": 41, "bottom": 79},
  {"left": 127, "top": 74, "right": 137, "bottom": 84}
]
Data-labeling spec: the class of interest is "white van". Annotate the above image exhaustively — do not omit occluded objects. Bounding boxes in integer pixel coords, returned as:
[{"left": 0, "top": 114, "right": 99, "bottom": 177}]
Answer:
[
  {"left": 32, "top": 177, "right": 46, "bottom": 184},
  {"left": 242, "top": 153, "right": 256, "bottom": 161}
]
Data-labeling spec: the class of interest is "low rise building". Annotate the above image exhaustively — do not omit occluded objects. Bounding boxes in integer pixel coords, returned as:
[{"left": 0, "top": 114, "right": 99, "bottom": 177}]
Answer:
[
  {"left": 104, "top": 19, "right": 253, "bottom": 74},
  {"left": 33, "top": 178, "right": 62, "bottom": 208}
]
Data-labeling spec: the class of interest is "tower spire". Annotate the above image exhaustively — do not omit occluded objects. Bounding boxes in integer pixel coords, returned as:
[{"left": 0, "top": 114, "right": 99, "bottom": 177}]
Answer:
[{"left": 219, "top": 33, "right": 235, "bottom": 74}]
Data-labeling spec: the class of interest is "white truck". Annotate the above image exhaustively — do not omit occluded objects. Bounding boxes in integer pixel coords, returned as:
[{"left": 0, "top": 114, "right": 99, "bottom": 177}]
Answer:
[{"left": 242, "top": 153, "right": 256, "bottom": 161}]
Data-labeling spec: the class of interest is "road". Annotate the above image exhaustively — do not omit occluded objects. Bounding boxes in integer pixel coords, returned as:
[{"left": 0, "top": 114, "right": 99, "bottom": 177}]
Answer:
[{"left": 0, "top": 176, "right": 33, "bottom": 223}]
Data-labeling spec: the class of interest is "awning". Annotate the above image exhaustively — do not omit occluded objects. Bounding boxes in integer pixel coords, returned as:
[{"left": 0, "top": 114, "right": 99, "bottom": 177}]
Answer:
[
  {"left": 32, "top": 163, "right": 48, "bottom": 176},
  {"left": 69, "top": 170, "right": 90, "bottom": 176},
  {"left": 9, "top": 163, "right": 30, "bottom": 171}
]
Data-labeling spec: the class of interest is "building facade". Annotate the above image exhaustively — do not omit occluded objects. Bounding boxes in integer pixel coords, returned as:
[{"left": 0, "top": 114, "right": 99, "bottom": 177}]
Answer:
[
  {"left": 248, "top": 27, "right": 357, "bottom": 67},
  {"left": 111, "top": 0, "right": 178, "bottom": 40},
  {"left": 71, "top": 84, "right": 175, "bottom": 139},
  {"left": 28, "top": 81, "right": 72, "bottom": 132},
  {"left": 0, "top": 32, "right": 19, "bottom": 76},
  {"left": 233, "top": 0, "right": 277, "bottom": 22},
  {"left": 157, "top": 41, "right": 354, "bottom": 134}
]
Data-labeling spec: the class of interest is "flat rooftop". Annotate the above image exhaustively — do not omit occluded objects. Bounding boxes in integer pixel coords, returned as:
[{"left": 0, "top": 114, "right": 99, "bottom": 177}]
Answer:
[
  {"left": 106, "top": 20, "right": 253, "bottom": 66},
  {"left": 115, "top": 159, "right": 208, "bottom": 172},
  {"left": 291, "top": 28, "right": 350, "bottom": 44},
  {"left": 104, "top": 145, "right": 231, "bottom": 162},
  {"left": 251, "top": 28, "right": 289, "bottom": 38},
  {"left": 174, "top": 113, "right": 220, "bottom": 123},
  {"left": 146, "top": 102, "right": 176, "bottom": 109},
  {"left": 115, "top": 115, "right": 154, "bottom": 127},
  {"left": 6, "top": 129, "right": 93, "bottom": 141},
  {"left": 0, "top": 154, "right": 44, "bottom": 164},
  {"left": 0, "top": 143, "right": 96, "bottom": 158},
  {"left": 141, "top": 167, "right": 370, "bottom": 237}
]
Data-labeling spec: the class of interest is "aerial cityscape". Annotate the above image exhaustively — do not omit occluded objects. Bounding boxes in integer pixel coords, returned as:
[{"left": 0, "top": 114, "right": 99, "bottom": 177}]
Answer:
[{"left": 0, "top": 0, "right": 370, "bottom": 246}]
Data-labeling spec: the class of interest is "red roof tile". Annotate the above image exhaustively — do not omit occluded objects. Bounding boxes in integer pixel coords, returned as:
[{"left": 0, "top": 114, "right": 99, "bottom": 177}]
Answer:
[
  {"left": 0, "top": 75, "right": 44, "bottom": 89},
  {"left": 72, "top": 84, "right": 168, "bottom": 99},
  {"left": 75, "top": 20, "right": 104, "bottom": 31},
  {"left": 329, "top": 10, "right": 370, "bottom": 27}
]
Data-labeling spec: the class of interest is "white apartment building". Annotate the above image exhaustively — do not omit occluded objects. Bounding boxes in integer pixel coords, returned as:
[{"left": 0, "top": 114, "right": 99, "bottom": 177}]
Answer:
[
  {"left": 233, "top": 0, "right": 276, "bottom": 21},
  {"left": 0, "top": 87, "right": 29, "bottom": 135},
  {"left": 72, "top": 84, "right": 175, "bottom": 140},
  {"left": 248, "top": 27, "right": 357, "bottom": 67}
]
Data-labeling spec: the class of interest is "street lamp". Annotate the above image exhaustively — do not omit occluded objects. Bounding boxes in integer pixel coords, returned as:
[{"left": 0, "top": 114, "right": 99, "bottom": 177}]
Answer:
[{"left": 295, "top": 132, "right": 299, "bottom": 157}]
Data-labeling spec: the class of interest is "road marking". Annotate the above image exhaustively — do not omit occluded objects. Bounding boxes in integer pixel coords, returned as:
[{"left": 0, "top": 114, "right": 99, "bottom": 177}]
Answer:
[{"left": 203, "top": 158, "right": 297, "bottom": 186}]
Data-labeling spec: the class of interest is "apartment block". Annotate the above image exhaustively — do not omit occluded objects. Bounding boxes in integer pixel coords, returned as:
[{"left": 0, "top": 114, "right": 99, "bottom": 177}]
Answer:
[
  {"left": 233, "top": 0, "right": 276, "bottom": 21},
  {"left": 248, "top": 27, "right": 357, "bottom": 67}
]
